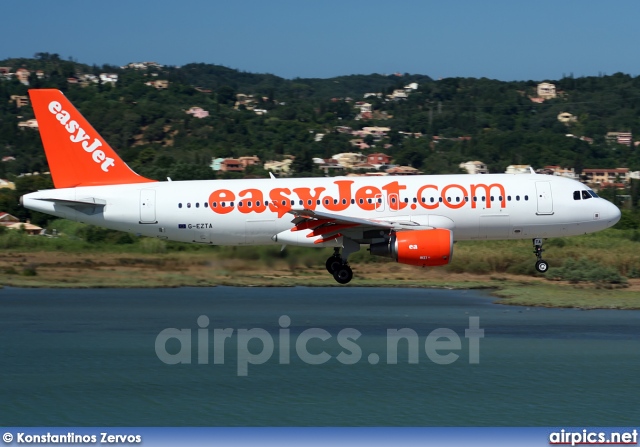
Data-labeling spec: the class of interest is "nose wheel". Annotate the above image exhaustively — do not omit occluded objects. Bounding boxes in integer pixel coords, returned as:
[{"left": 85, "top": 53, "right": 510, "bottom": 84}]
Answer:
[{"left": 533, "top": 238, "right": 548, "bottom": 273}]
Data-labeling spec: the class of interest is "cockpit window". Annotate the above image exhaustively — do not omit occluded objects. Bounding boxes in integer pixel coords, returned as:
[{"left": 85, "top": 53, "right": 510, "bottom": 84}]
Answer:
[
  {"left": 588, "top": 190, "right": 599, "bottom": 198},
  {"left": 581, "top": 190, "right": 591, "bottom": 200},
  {"left": 573, "top": 191, "right": 581, "bottom": 200}
]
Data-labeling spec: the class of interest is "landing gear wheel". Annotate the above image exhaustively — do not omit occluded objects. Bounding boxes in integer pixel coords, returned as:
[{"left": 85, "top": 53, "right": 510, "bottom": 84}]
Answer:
[
  {"left": 333, "top": 264, "right": 353, "bottom": 284},
  {"left": 326, "top": 255, "right": 342, "bottom": 274},
  {"left": 532, "top": 238, "right": 548, "bottom": 273},
  {"left": 535, "top": 260, "right": 548, "bottom": 273}
]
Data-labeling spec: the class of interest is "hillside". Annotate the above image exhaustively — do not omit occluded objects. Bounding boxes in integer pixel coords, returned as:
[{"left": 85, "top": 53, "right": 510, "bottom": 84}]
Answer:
[{"left": 1, "top": 54, "right": 640, "bottom": 225}]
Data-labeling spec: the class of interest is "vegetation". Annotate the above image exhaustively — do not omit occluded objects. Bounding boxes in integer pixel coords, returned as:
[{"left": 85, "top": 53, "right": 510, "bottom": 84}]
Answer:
[
  {"left": 1, "top": 54, "right": 640, "bottom": 307},
  {"left": 1, "top": 54, "right": 640, "bottom": 224},
  {"left": 1, "top": 227, "right": 639, "bottom": 309},
  {"left": 1, "top": 220, "right": 638, "bottom": 282}
]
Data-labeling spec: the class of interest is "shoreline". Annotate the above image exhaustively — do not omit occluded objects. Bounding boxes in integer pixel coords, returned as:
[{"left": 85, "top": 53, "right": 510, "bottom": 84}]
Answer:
[{"left": 2, "top": 251, "right": 639, "bottom": 310}]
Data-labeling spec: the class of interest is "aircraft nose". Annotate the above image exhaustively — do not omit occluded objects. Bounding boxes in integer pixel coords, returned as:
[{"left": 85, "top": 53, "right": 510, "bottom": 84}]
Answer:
[{"left": 604, "top": 201, "right": 621, "bottom": 227}]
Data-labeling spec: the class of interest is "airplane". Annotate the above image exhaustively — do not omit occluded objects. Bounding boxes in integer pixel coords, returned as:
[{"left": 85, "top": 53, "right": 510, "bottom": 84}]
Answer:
[{"left": 21, "top": 89, "right": 621, "bottom": 284}]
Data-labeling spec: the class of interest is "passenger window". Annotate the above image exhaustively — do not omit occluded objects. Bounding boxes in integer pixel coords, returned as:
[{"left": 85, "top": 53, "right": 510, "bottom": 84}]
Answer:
[
  {"left": 178, "top": 203, "right": 182, "bottom": 208},
  {"left": 524, "top": 196, "right": 528, "bottom": 201},
  {"left": 342, "top": 199, "right": 347, "bottom": 204},
  {"left": 196, "top": 203, "right": 200, "bottom": 208},
  {"left": 256, "top": 201, "right": 261, "bottom": 206},
  {"left": 516, "top": 196, "right": 520, "bottom": 201},
  {"left": 574, "top": 191, "right": 581, "bottom": 200},
  {"left": 204, "top": 202, "right": 208, "bottom": 208},
  {"left": 581, "top": 190, "right": 591, "bottom": 200},
  {"left": 187, "top": 203, "right": 191, "bottom": 208}
]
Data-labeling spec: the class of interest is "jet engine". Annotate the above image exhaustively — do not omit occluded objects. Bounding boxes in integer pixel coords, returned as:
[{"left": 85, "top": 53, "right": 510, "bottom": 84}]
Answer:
[{"left": 369, "top": 228, "right": 453, "bottom": 267}]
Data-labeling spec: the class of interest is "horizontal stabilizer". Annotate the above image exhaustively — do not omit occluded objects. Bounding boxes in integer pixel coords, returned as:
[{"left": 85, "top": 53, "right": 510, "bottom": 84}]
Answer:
[
  {"left": 35, "top": 197, "right": 106, "bottom": 207},
  {"left": 34, "top": 197, "right": 106, "bottom": 215}
]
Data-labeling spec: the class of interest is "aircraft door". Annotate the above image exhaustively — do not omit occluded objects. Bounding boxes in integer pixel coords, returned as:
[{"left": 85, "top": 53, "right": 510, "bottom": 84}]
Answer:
[
  {"left": 139, "top": 189, "right": 157, "bottom": 224},
  {"left": 388, "top": 193, "right": 399, "bottom": 212},
  {"left": 375, "top": 194, "right": 385, "bottom": 212},
  {"left": 245, "top": 219, "right": 276, "bottom": 244},
  {"left": 535, "top": 182, "right": 554, "bottom": 215},
  {"left": 479, "top": 215, "right": 511, "bottom": 239}
]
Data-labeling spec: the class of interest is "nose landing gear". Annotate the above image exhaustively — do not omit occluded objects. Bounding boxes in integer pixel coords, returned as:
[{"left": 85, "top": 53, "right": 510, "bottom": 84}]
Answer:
[{"left": 533, "top": 238, "right": 548, "bottom": 273}]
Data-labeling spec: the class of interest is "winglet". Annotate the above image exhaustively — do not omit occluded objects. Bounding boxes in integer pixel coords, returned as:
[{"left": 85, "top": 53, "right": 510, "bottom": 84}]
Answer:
[{"left": 29, "top": 89, "right": 155, "bottom": 188}]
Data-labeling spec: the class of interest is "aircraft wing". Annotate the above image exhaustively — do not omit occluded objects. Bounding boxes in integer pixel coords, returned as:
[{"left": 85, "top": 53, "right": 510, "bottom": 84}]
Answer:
[{"left": 287, "top": 208, "right": 427, "bottom": 243}]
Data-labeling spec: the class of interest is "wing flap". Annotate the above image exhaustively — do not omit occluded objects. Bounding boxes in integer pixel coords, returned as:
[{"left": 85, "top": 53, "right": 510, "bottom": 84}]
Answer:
[{"left": 288, "top": 208, "right": 396, "bottom": 231}]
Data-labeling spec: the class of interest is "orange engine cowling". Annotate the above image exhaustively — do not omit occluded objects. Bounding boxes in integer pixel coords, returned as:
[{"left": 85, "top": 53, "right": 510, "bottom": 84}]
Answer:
[{"left": 369, "top": 229, "right": 453, "bottom": 267}]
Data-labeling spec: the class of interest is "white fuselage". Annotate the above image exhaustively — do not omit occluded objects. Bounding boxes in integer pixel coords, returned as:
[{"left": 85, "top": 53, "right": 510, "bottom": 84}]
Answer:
[{"left": 22, "top": 173, "right": 621, "bottom": 246}]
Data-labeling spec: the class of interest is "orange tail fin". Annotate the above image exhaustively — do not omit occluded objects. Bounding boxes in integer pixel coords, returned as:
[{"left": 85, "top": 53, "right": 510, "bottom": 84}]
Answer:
[{"left": 29, "top": 89, "right": 155, "bottom": 188}]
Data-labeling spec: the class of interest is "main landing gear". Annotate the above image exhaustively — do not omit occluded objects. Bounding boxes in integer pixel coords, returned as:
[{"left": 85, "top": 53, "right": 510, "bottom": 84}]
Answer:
[
  {"left": 533, "top": 238, "right": 549, "bottom": 273},
  {"left": 325, "top": 238, "right": 360, "bottom": 284},
  {"left": 326, "top": 248, "right": 353, "bottom": 284}
]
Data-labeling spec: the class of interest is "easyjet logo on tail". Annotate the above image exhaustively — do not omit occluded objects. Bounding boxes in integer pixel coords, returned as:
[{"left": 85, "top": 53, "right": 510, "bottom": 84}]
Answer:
[{"left": 48, "top": 101, "right": 115, "bottom": 172}]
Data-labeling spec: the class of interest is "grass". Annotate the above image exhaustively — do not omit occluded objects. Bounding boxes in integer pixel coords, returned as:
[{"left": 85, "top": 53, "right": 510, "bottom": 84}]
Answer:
[
  {"left": 2, "top": 223, "right": 640, "bottom": 309},
  {"left": 494, "top": 282, "right": 640, "bottom": 310}
]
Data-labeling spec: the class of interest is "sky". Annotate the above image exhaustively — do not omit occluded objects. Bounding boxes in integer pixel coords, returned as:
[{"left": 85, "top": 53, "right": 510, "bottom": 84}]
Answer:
[{"left": 3, "top": 0, "right": 640, "bottom": 81}]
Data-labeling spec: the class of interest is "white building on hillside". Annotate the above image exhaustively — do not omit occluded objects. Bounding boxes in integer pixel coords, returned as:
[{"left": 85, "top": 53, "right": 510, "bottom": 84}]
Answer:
[
  {"left": 459, "top": 160, "right": 488, "bottom": 175},
  {"left": 506, "top": 164, "right": 532, "bottom": 174}
]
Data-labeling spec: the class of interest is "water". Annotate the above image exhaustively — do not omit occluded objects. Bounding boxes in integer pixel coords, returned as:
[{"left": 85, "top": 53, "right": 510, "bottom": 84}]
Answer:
[{"left": 1, "top": 286, "right": 639, "bottom": 426}]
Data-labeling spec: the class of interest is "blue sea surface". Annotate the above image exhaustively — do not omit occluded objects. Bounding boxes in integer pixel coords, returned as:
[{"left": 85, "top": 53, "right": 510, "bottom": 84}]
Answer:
[{"left": 0, "top": 286, "right": 638, "bottom": 426}]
